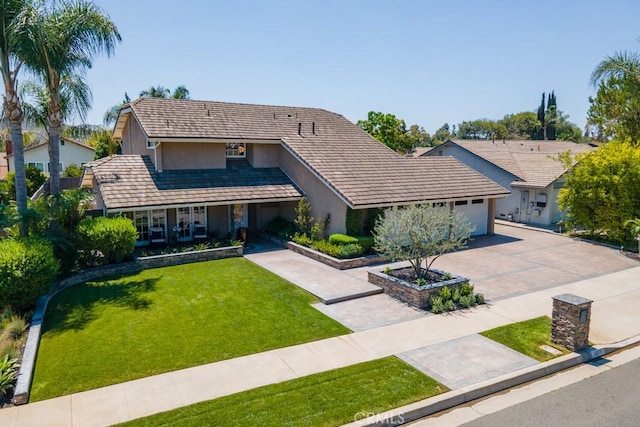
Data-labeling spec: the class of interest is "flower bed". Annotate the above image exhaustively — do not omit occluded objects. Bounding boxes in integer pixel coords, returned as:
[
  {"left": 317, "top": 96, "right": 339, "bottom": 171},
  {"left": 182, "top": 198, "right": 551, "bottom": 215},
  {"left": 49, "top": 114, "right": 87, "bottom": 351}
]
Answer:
[{"left": 368, "top": 266, "right": 482, "bottom": 311}]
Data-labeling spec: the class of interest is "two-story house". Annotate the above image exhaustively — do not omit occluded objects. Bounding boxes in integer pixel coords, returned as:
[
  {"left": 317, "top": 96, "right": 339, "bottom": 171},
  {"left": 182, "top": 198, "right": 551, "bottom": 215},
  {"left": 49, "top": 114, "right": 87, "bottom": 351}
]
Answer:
[
  {"left": 423, "top": 139, "right": 595, "bottom": 226},
  {"left": 83, "top": 98, "right": 509, "bottom": 246}
]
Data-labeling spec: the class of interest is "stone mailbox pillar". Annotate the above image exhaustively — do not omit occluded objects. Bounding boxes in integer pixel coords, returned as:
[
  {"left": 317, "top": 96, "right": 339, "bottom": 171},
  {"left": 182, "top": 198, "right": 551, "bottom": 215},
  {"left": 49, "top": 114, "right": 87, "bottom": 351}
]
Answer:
[{"left": 551, "top": 293, "right": 593, "bottom": 351}]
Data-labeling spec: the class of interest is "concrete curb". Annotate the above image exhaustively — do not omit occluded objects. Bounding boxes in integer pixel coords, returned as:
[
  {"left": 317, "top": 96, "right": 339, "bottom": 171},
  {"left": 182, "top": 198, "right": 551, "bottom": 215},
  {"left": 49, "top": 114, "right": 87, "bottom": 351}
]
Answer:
[{"left": 344, "top": 335, "right": 640, "bottom": 427}]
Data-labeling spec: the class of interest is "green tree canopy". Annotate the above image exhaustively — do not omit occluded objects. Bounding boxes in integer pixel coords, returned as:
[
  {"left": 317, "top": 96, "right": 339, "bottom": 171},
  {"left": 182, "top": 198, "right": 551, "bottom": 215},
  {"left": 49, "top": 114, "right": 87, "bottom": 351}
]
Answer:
[
  {"left": 357, "top": 111, "right": 416, "bottom": 154},
  {"left": 499, "top": 112, "right": 541, "bottom": 140},
  {"left": 455, "top": 119, "right": 508, "bottom": 140},
  {"left": 587, "top": 76, "right": 640, "bottom": 143},
  {"left": 588, "top": 51, "right": 640, "bottom": 144},
  {"left": 559, "top": 141, "right": 640, "bottom": 244},
  {"left": 373, "top": 204, "right": 474, "bottom": 279}
]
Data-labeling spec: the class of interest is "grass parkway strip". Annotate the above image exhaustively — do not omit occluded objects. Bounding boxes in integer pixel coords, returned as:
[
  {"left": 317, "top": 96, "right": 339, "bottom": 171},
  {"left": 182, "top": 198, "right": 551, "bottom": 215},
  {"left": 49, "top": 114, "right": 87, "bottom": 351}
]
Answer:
[
  {"left": 117, "top": 356, "right": 448, "bottom": 427},
  {"left": 30, "top": 258, "right": 349, "bottom": 401}
]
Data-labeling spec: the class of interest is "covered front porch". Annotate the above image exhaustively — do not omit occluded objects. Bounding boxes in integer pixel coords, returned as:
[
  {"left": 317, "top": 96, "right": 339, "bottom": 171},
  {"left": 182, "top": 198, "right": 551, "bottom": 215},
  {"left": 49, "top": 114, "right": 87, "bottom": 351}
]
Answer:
[{"left": 115, "top": 200, "right": 298, "bottom": 246}]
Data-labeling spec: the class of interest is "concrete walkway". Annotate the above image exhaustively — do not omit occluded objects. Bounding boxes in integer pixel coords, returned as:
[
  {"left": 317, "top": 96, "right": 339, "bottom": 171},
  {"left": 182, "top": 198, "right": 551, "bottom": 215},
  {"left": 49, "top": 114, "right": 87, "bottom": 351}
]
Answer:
[
  {"left": 245, "top": 248, "right": 383, "bottom": 304},
  {"left": 2, "top": 263, "right": 639, "bottom": 427}
]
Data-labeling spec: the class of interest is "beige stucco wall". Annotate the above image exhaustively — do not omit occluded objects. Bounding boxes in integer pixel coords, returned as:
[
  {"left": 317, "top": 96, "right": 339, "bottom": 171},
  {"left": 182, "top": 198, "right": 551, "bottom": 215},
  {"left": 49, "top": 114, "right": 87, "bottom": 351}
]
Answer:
[
  {"left": 208, "top": 205, "right": 228, "bottom": 236},
  {"left": 121, "top": 116, "right": 151, "bottom": 157},
  {"left": 247, "top": 144, "right": 280, "bottom": 168},
  {"left": 161, "top": 142, "right": 226, "bottom": 170},
  {"left": 279, "top": 148, "right": 348, "bottom": 234}
]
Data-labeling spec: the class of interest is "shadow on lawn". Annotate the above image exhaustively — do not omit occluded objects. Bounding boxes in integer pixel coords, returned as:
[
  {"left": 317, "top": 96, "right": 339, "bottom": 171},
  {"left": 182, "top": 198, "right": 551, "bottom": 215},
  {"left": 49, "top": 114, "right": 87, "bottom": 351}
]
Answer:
[{"left": 43, "top": 275, "right": 161, "bottom": 335}]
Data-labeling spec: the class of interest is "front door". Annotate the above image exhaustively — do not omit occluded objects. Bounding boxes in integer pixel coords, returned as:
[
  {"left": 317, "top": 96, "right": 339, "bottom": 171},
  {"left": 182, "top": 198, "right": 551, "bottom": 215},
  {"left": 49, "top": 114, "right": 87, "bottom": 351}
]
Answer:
[{"left": 229, "top": 204, "right": 248, "bottom": 235}]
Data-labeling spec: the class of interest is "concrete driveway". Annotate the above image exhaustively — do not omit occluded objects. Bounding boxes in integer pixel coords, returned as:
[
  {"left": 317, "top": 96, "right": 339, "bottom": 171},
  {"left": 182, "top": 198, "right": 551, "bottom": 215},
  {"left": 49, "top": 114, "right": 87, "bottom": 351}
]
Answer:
[{"left": 419, "top": 223, "right": 639, "bottom": 301}]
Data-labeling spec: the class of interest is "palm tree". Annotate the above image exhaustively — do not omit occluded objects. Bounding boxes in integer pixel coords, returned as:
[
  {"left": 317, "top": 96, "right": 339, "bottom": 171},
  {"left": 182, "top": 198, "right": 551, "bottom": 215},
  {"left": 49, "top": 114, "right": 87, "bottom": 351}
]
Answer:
[
  {"left": 18, "top": 0, "right": 120, "bottom": 195},
  {"left": 103, "top": 92, "right": 129, "bottom": 126},
  {"left": 171, "top": 84, "right": 190, "bottom": 99},
  {"left": 626, "top": 218, "right": 640, "bottom": 251},
  {"left": 140, "top": 84, "right": 190, "bottom": 99},
  {"left": 0, "top": 0, "right": 31, "bottom": 235},
  {"left": 140, "top": 85, "right": 170, "bottom": 98},
  {"left": 591, "top": 51, "right": 640, "bottom": 87}
]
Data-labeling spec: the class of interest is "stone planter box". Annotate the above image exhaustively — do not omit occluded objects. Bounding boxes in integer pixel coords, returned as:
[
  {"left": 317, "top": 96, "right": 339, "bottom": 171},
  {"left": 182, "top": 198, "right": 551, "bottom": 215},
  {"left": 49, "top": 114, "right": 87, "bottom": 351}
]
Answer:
[
  {"left": 260, "top": 233, "right": 387, "bottom": 270},
  {"left": 368, "top": 267, "right": 469, "bottom": 309}
]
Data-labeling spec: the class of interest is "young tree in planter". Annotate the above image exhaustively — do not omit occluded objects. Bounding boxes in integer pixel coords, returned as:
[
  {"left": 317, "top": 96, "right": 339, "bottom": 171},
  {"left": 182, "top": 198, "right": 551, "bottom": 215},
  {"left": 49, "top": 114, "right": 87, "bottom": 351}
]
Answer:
[{"left": 373, "top": 204, "right": 474, "bottom": 279}]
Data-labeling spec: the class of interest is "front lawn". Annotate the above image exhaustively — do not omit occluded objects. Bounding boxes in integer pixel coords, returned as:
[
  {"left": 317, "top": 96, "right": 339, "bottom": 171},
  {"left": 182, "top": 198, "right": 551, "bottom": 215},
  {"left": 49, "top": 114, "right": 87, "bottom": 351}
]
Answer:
[
  {"left": 119, "top": 356, "right": 448, "bottom": 427},
  {"left": 31, "top": 258, "right": 349, "bottom": 401},
  {"left": 480, "top": 316, "right": 570, "bottom": 362}
]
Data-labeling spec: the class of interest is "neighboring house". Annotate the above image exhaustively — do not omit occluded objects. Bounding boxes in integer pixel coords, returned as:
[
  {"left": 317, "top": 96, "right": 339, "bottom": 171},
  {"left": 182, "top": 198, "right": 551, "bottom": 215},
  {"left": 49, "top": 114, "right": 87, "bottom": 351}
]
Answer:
[
  {"left": 423, "top": 139, "right": 595, "bottom": 226},
  {"left": 6, "top": 136, "right": 95, "bottom": 175},
  {"left": 83, "top": 98, "right": 509, "bottom": 246}
]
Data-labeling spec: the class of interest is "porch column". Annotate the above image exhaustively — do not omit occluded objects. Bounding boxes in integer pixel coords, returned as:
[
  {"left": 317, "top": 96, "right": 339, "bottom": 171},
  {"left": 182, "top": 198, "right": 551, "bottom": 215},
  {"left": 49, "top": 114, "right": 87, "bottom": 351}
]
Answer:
[{"left": 487, "top": 198, "right": 496, "bottom": 235}]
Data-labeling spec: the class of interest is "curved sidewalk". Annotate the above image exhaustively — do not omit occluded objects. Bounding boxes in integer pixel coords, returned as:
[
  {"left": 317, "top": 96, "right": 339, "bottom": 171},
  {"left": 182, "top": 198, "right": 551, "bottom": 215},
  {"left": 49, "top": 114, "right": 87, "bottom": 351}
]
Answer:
[{"left": 2, "top": 264, "right": 639, "bottom": 427}]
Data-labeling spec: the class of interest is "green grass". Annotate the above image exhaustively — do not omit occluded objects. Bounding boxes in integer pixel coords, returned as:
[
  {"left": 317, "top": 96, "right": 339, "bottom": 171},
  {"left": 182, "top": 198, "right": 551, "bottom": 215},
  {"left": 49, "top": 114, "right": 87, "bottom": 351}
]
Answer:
[
  {"left": 118, "top": 357, "right": 448, "bottom": 427},
  {"left": 480, "top": 316, "right": 570, "bottom": 362},
  {"left": 31, "top": 258, "right": 349, "bottom": 401}
]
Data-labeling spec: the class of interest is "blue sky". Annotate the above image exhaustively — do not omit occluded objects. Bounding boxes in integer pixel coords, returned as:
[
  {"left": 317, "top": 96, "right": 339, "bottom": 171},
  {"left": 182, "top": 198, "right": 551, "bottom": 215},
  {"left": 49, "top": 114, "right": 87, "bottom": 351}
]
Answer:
[{"left": 83, "top": 0, "right": 640, "bottom": 134}]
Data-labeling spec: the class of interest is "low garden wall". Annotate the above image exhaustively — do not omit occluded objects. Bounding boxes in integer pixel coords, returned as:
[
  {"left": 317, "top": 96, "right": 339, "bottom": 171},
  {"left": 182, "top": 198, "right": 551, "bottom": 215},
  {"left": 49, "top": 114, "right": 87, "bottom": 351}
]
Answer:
[
  {"left": 368, "top": 268, "right": 469, "bottom": 309},
  {"left": 12, "top": 245, "right": 242, "bottom": 405},
  {"left": 260, "top": 233, "right": 387, "bottom": 270}
]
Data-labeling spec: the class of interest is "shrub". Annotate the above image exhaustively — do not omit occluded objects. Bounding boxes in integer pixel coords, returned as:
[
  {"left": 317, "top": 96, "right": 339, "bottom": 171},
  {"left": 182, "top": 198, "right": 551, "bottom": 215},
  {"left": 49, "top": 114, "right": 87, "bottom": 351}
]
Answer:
[
  {"left": 451, "top": 287, "right": 461, "bottom": 304},
  {"left": 328, "top": 234, "right": 359, "bottom": 246},
  {"left": 0, "top": 354, "right": 20, "bottom": 398},
  {"left": 345, "top": 208, "right": 363, "bottom": 236},
  {"left": 336, "top": 244, "right": 363, "bottom": 259},
  {"left": 294, "top": 197, "right": 313, "bottom": 235},
  {"left": 430, "top": 296, "right": 444, "bottom": 314},
  {"left": 292, "top": 232, "right": 313, "bottom": 247},
  {"left": 63, "top": 163, "right": 83, "bottom": 177},
  {"left": 461, "top": 282, "right": 474, "bottom": 297},
  {"left": 0, "top": 238, "right": 59, "bottom": 312},
  {"left": 475, "top": 293, "right": 485, "bottom": 304},
  {"left": 317, "top": 214, "right": 331, "bottom": 240},
  {"left": 1, "top": 316, "right": 28, "bottom": 341},
  {"left": 438, "top": 285, "right": 452, "bottom": 301},
  {"left": 77, "top": 216, "right": 137, "bottom": 267},
  {"left": 444, "top": 300, "right": 456, "bottom": 311},
  {"left": 357, "top": 236, "right": 376, "bottom": 254},
  {"left": 263, "top": 216, "right": 296, "bottom": 239},
  {"left": 458, "top": 295, "right": 471, "bottom": 308},
  {"left": 310, "top": 240, "right": 340, "bottom": 257},
  {"left": 416, "top": 277, "right": 427, "bottom": 287},
  {"left": 310, "top": 223, "right": 321, "bottom": 241}
]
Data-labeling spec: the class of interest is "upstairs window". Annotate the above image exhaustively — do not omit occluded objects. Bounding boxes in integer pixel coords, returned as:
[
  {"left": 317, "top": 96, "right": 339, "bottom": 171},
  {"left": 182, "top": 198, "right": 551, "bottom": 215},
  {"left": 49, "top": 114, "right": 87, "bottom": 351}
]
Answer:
[{"left": 225, "top": 142, "right": 245, "bottom": 158}]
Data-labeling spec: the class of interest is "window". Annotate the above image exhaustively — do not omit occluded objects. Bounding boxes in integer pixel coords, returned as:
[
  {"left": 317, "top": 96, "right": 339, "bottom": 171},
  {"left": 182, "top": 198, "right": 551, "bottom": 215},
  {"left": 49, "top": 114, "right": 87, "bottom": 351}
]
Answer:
[
  {"left": 150, "top": 209, "right": 166, "bottom": 243},
  {"left": 147, "top": 140, "right": 155, "bottom": 149},
  {"left": 472, "top": 199, "right": 484, "bottom": 204},
  {"left": 432, "top": 202, "right": 446, "bottom": 208},
  {"left": 47, "top": 162, "right": 63, "bottom": 172},
  {"left": 134, "top": 211, "right": 149, "bottom": 243},
  {"left": 225, "top": 142, "right": 245, "bottom": 158},
  {"left": 193, "top": 206, "right": 207, "bottom": 238},
  {"left": 454, "top": 200, "right": 468, "bottom": 206},
  {"left": 176, "top": 207, "right": 192, "bottom": 240},
  {"left": 27, "top": 162, "right": 45, "bottom": 171}
]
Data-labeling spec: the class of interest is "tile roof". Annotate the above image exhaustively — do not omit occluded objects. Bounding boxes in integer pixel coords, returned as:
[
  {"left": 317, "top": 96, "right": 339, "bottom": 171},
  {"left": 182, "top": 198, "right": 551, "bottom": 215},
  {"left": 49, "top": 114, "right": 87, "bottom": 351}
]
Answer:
[
  {"left": 86, "top": 156, "right": 303, "bottom": 210},
  {"left": 437, "top": 139, "right": 596, "bottom": 188},
  {"left": 116, "top": 98, "right": 509, "bottom": 207}
]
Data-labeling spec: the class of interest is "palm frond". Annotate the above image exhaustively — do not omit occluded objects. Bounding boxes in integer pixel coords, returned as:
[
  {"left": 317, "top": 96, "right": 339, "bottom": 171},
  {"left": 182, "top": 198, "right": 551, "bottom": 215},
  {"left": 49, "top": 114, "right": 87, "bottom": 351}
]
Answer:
[{"left": 591, "top": 51, "right": 640, "bottom": 87}]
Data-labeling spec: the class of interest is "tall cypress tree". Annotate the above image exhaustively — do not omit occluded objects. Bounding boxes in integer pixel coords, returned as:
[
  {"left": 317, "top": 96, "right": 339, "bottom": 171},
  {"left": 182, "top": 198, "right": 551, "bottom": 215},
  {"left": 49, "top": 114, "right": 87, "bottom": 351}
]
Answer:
[
  {"left": 536, "top": 93, "right": 546, "bottom": 140},
  {"left": 546, "top": 91, "right": 557, "bottom": 140}
]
